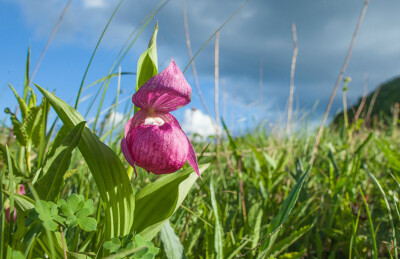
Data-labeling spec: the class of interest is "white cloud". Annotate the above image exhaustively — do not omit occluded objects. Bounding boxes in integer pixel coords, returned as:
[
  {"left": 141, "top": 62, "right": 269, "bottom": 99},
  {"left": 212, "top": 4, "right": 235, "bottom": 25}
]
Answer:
[
  {"left": 9, "top": 0, "right": 400, "bottom": 124},
  {"left": 181, "top": 108, "right": 217, "bottom": 139},
  {"left": 104, "top": 111, "right": 124, "bottom": 129},
  {"left": 84, "top": 0, "right": 106, "bottom": 9}
]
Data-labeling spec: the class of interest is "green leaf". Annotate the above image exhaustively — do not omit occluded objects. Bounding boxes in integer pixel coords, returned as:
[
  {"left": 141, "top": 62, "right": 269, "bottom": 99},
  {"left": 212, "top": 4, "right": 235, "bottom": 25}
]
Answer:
[
  {"left": 77, "top": 217, "right": 97, "bottom": 232},
  {"left": 0, "top": 144, "right": 22, "bottom": 177},
  {"left": 270, "top": 224, "right": 314, "bottom": 257},
  {"left": 258, "top": 167, "right": 310, "bottom": 258},
  {"left": 28, "top": 87, "right": 37, "bottom": 108},
  {"left": 354, "top": 132, "right": 373, "bottom": 155},
  {"left": 12, "top": 193, "right": 35, "bottom": 212},
  {"left": 23, "top": 46, "right": 30, "bottom": 102},
  {"left": 210, "top": 176, "right": 224, "bottom": 259},
  {"left": 10, "top": 192, "right": 88, "bottom": 258},
  {"left": 37, "top": 97, "right": 50, "bottom": 168},
  {"left": 34, "top": 200, "right": 64, "bottom": 231},
  {"left": 160, "top": 220, "right": 186, "bottom": 259},
  {"left": 375, "top": 138, "right": 400, "bottom": 171},
  {"left": 246, "top": 203, "right": 263, "bottom": 253},
  {"left": 4, "top": 108, "right": 26, "bottom": 146},
  {"left": 21, "top": 104, "right": 44, "bottom": 147},
  {"left": 366, "top": 167, "right": 398, "bottom": 258},
  {"left": 11, "top": 250, "right": 26, "bottom": 259},
  {"left": 221, "top": 118, "right": 246, "bottom": 171},
  {"left": 103, "top": 234, "right": 159, "bottom": 259},
  {"left": 104, "top": 237, "right": 122, "bottom": 254},
  {"left": 134, "top": 22, "right": 158, "bottom": 113},
  {"left": 35, "top": 84, "right": 135, "bottom": 240},
  {"left": 8, "top": 84, "right": 29, "bottom": 119},
  {"left": 35, "top": 122, "right": 85, "bottom": 201},
  {"left": 133, "top": 234, "right": 159, "bottom": 258},
  {"left": 57, "top": 194, "right": 97, "bottom": 232},
  {"left": 132, "top": 164, "right": 209, "bottom": 240},
  {"left": 136, "top": 22, "right": 158, "bottom": 91},
  {"left": 277, "top": 249, "right": 307, "bottom": 259}
]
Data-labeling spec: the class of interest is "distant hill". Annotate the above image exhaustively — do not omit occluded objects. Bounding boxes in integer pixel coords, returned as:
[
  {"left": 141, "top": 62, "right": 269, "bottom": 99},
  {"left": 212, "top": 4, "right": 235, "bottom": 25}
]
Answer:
[{"left": 333, "top": 76, "right": 400, "bottom": 126}]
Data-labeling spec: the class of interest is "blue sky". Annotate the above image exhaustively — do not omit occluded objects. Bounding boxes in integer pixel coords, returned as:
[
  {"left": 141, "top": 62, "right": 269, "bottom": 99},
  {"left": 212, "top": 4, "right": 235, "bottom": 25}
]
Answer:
[{"left": 1, "top": 0, "right": 400, "bottom": 136}]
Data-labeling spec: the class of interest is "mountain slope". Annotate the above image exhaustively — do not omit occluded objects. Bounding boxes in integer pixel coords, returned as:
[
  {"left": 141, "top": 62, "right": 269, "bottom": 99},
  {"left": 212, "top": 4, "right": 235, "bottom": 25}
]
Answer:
[{"left": 333, "top": 76, "right": 400, "bottom": 126}]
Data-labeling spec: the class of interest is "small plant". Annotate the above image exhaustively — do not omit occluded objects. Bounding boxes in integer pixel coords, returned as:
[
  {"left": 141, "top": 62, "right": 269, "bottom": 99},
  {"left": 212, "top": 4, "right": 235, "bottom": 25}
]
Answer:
[{"left": 103, "top": 233, "right": 159, "bottom": 259}]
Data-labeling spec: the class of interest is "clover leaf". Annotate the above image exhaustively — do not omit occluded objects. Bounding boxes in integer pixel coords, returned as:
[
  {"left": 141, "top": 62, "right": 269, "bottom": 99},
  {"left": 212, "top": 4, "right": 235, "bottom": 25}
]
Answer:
[
  {"left": 103, "top": 233, "right": 159, "bottom": 259},
  {"left": 57, "top": 194, "right": 97, "bottom": 232},
  {"left": 103, "top": 237, "right": 123, "bottom": 254},
  {"left": 133, "top": 234, "right": 159, "bottom": 259},
  {"left": 34, "top": 200, "right": 64, "bottom": 231}
]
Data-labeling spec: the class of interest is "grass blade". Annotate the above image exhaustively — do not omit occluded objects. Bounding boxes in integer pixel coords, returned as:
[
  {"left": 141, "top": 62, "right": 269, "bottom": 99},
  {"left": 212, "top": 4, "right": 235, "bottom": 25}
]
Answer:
[
  {"left": 270, "top": 224, "right": 314, "bottom": 257},
  {"left": 359, "top": 187, "right": 378, "bottom": 259},
  {"left": 349, "top": 201, "right": 362, "bottom": 259},
  {"left": 258, "top": 167, "right": 310, "bottom": 258},
  {"left": 365, "top": 166, "right": 397, "bottom": 258},
  {"left": 210, "top": 175, "right": 224, "bottom": 259}
]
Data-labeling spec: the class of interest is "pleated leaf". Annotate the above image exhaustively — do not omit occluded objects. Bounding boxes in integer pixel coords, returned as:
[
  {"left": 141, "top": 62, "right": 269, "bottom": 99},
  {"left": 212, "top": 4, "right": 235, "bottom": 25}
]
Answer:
[
  {"left": 35, "top": 84, "right": 135, "bottom": 240},
  {"left": 35, "top": 122, "right": 85, "bottom": 202}
]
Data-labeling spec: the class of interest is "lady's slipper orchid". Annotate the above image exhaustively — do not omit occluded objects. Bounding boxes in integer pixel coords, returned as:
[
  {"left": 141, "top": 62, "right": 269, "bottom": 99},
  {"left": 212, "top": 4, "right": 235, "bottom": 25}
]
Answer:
[{"left": 121, "top": 59, "right": 200, "bottom": 178}]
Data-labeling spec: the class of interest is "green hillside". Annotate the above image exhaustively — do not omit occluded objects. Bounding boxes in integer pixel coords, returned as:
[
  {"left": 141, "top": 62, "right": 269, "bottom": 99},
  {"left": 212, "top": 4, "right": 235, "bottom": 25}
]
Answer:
[{"left": 334, "top": 76, "right": 400, "bottom": 126}]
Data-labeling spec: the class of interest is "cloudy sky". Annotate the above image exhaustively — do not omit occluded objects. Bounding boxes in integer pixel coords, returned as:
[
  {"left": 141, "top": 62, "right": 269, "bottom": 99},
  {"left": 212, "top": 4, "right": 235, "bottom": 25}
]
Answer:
[{"left": 1, "top": 0, "right": 400, "bottom": 135}]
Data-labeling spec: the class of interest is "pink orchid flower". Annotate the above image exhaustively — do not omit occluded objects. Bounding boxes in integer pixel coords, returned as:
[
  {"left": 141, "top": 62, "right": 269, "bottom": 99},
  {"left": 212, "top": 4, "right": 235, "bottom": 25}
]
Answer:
[{"left": 121, "top": 59, "right": 200, "bottom": 179}]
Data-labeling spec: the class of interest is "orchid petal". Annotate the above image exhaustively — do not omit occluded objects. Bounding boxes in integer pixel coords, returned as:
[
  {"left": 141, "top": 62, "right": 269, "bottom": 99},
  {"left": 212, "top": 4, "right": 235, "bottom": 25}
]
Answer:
[
  {"left": 132, "top": 59, "right": 191, "bottom": 112},
  {"left": 123, "top": 110, "right": 201, "bottom": 176},
  {"left": 128, "top": 122, "right": 190, "bottom": 175},
  {"left": 186, "top": 135, "right": 201, "bottom": 178},
  {"left": 121, "top": 137, "right": 135, "bottom": 167}
]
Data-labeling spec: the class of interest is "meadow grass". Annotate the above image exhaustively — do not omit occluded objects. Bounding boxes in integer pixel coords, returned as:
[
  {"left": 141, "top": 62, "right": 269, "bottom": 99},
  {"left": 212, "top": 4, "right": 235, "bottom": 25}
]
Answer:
[
  {"left": 1, "top": 1, "right": 399, "bottom": 258},
  {"left": 1, "top": 83, "right": 399, "bottom": 258}
]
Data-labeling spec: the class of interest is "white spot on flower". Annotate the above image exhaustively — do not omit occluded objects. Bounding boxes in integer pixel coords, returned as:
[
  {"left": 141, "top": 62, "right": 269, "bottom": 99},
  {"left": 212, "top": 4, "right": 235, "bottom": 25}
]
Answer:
[{"left": 144, "top": 117, "right": 165, "bottom": 126}]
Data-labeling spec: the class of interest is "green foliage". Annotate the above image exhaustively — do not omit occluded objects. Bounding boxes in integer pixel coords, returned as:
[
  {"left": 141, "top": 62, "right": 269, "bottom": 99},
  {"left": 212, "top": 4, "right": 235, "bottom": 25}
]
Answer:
[
  {"left": 160, "top": 220, "right": 186, "bottom": 259},
  {"left": 1, "top": 8, "right": 399, "bottom": 258},
  {"left": 35, "top": 122, "right": 85, "bottom": 201},
  {"left": 132, "top": 164, "right": 210, "bottom": 240},
  {"left": 134, "top": 22, "right": 158, "bottom": 114},
  {"left": 57, "top": 194, "right": 97, "bottom": 232},
  {"left": 26, "top": 195, "right": 96, "bottom": 233},
  {"left": 103, "top": 234, "right": 159, "bottom": 259},
  {"left": 34, "top": 200, "right": 64, "bottom": 231},
  {"left": 135, "top": 22, "right": 158, "bottom": 91},
  {"left": 210, "top": 176, "right": 224, "bottom": 259},
  {"left": 35, "top": 85, "right": 135, "bottom": 240}
]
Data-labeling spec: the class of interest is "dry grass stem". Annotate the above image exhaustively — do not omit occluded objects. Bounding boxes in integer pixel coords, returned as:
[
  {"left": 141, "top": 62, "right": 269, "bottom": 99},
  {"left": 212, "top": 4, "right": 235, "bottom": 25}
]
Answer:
[
  {"left": 286, "top": 22, "right": 298, "bottom": 136},
  {"left": 181, "top": 0, "right": 214, "bottom": 123},
  {"left": 29, "top": 0, "right": 72, "bottom": 86},
  {"left": 215, "top": 31, "right": 221, "bottom": 141},
  {"left": 354, "top": 74, "right": 368, "bottom": 122},
  {"left": 365, "top": 85, "right": 382, "bottom": 125},
  {"left": 238, "top": 155, "right": 247, "bottom": 222},
  {"left": 310, "top": 0, "right": 369, "bottom": 166}
]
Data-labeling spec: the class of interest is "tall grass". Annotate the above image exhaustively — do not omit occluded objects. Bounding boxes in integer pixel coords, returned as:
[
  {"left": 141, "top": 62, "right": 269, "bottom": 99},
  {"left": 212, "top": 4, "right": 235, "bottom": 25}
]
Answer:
[{"left": 1, "top": 0, "right": 399, "bottom": 258}]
